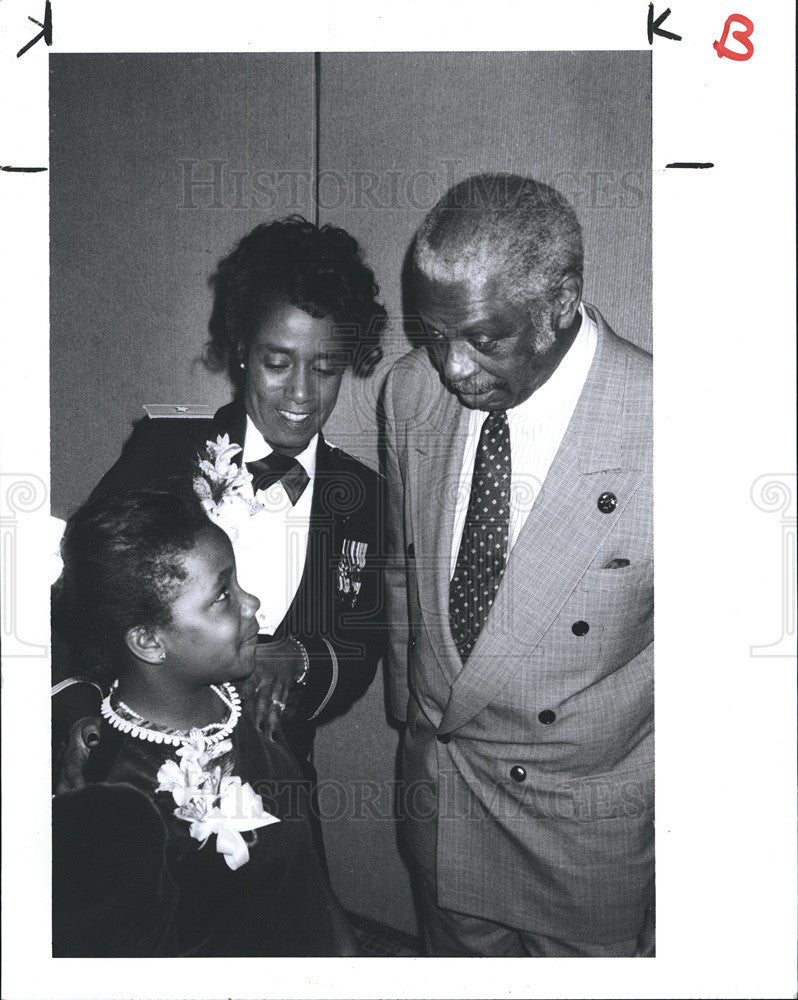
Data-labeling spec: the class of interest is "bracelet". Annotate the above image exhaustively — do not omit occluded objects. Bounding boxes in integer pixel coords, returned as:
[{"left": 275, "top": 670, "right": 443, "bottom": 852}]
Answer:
[{"left": 288, "top": 637, "right": 310, "bottom": 686}]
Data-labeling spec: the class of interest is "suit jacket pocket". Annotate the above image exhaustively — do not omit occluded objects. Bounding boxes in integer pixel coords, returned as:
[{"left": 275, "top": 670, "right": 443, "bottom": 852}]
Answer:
[
  {"left": 573, "top": 558, "right": 654, "bottom": 650},
  {"left": 485, "top": 759, "right": 654, "bottom": 823},
  {"left": 578, "top": 558, "right": 653, "bottom": 598},
  {"left": 532, "top": 766, "right": 654, "bottom": 822}
]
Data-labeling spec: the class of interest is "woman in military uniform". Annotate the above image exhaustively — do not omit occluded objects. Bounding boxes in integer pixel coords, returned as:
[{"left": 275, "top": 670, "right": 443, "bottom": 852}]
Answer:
[{"left": 54, "top": 216, "right": 388, "bottom": 814}]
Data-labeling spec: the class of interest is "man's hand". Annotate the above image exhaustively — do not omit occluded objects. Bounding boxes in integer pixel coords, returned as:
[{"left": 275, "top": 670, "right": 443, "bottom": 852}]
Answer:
[
  {"left": 244, "top": 638, "right": 308, "bottom": 739},
  {"left": 55, "top": 716, "right": 101, "bottom": 794}
]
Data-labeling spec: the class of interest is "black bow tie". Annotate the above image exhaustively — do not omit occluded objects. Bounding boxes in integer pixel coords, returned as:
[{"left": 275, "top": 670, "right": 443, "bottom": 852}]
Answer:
[{"left": 246, "top": 453, "right": 310, "bottom": 506}]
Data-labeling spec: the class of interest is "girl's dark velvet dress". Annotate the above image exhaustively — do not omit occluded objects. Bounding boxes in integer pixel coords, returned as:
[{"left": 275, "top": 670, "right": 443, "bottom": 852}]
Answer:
[{"left": 52, "top": 686, "right": 336, "bottom": 957}]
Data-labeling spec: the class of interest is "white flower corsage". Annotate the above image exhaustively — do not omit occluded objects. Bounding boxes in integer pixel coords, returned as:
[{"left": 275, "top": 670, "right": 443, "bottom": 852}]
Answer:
[
  {"left": 193, "top": 434, "right": 263, "bottom": 542},
  {"left": 156, "top": 730, "right": 279, "bottom": 870}
]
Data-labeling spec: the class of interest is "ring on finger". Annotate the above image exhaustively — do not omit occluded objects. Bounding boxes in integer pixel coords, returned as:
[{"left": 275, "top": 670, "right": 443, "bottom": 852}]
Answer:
[{"left": 270, "top": 698, "right": 287, "bottom": 713}]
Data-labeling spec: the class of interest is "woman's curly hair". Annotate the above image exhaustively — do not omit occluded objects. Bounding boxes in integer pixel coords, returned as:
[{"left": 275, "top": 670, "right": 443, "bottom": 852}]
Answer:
[
  {"left": 205, "top": 215, "right": 387, "bottom": 390},
  {"left": 53, "top": 488, "right": 210, "bottom": 681}
]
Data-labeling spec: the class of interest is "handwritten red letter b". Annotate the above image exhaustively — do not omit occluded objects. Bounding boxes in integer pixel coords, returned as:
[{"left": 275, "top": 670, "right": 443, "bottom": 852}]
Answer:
[{"left": 713, "top": 14, "right": 754, "bottom": 61}]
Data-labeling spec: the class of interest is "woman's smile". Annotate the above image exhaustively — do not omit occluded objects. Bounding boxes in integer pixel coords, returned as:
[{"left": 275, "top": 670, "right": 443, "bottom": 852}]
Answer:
[
  {"left": 244, "top": 305, "right": 345, "bottom": 457},
  {"left": 277, "top": 409, "right": 316, "bottom": 425}
]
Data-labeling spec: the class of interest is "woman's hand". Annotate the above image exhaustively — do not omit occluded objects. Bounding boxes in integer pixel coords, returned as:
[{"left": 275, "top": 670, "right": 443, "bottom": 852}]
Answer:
[{"left": 244, "top": 638, "right": 308, "bottom": 739}]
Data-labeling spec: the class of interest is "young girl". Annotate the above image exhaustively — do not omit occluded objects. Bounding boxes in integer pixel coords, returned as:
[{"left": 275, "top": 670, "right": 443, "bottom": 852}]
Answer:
[{"left": 52, "top": 487, "right": 357, "bottom": 957}]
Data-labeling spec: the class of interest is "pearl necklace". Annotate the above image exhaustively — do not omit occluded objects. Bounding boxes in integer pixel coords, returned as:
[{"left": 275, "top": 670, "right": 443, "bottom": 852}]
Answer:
[{"left": 101, "top": 681, "right": 242, "bottom": 748}]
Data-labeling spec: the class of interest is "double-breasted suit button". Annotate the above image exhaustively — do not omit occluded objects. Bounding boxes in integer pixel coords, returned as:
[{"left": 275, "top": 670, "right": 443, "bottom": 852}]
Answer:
[
  {"left": 571, "top": 620, "right": 589, "bottom": 636},
  {"left": 538, "top": 709, "right": 556, "bottom": 725},
  {"left": 510, "top": 765, "right": 526, "bottom": 783},
  {"left": 436, "top": 733, "right": 451, "bottom": 744},
  {"left": 597, "top": 491, "right": 617, "bottom": 513}
]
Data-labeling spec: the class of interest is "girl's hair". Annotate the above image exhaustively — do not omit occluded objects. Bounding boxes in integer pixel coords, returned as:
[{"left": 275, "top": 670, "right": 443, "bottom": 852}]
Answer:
[
  {"left": 204, "top": 215, "right": 387, "bottom": 391},
  {"left": 53, "top": 488, "right": 211, "bottom": 680}
]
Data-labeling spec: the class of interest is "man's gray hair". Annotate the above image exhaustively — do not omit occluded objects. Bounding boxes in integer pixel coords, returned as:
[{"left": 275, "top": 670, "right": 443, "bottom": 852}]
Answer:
[{"left": 412, "top": 173, "right": 584, "bottom": 306}]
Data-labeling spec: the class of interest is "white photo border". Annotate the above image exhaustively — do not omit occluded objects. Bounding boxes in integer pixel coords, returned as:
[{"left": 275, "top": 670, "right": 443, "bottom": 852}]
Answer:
[{"left": 1, "top": 1, "right": 795, "bottom": 998}]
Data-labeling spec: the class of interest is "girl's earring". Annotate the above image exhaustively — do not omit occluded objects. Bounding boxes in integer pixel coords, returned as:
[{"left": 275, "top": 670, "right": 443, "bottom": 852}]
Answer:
[{"left": 158, "top": 651, "right": 166, "bottom": 661}]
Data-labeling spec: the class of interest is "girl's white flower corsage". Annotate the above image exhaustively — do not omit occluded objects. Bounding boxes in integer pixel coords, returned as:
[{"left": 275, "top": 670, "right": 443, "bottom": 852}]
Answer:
[
  {"left": 155, "top": 730, "right": 279, "bottom": 870},
  {"left": 193, "top": 435, "right": 263, "bottom": 542}
]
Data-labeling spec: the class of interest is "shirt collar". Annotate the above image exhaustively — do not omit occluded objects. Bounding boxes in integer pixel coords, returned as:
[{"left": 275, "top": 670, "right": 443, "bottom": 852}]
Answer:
[
  {"left": 242, "top": 414, "right": 318, "bottom": 478},
  {"left": 506, "top": 302, "right": 597, "bottom": 422}
]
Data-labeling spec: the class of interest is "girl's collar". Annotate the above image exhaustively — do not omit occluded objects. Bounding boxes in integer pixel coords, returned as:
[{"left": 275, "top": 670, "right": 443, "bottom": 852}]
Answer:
[{"left": 101, "top": 681, "right": 241, "bottom": 748}]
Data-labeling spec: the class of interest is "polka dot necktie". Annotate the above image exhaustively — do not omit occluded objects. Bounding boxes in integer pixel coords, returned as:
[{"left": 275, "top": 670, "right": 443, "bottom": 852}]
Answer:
[{"left": 449, "top": 410, "right": 511, "bottom": 661}]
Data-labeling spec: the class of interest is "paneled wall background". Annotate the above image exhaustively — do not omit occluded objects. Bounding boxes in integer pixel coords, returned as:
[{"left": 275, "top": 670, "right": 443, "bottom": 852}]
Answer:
[{"left": 51, "top": 51, "right": 651, "bottom": 934}]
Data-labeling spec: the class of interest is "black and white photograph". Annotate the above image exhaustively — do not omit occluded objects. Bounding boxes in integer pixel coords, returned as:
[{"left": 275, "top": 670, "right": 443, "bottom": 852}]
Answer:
[
  {"left": 47, "top": 49, "right": 653, "bottom": 959},
  {"left": 1, "top": 3, "right": 795, "bottom": 998}
]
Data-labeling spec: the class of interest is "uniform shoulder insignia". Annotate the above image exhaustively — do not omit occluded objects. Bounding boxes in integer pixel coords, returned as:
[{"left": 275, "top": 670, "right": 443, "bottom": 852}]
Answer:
[
  {"left": 143, "top": 404, "right": 217, "bottom": 419},
  {"left": 324, "top": 441, "right": 353, "bottom": 468},
  {"left": 326, "top": 442, "right": 376, "bottom": 471}
]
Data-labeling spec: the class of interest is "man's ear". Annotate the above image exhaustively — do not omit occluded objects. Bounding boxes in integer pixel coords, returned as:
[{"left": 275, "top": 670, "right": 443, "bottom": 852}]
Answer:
[
  {"left": 124, "top": 626, "right": 165, "bottom": 665},
  {"left": 552, "top": 272, "right": 583, "bottom": 330}
]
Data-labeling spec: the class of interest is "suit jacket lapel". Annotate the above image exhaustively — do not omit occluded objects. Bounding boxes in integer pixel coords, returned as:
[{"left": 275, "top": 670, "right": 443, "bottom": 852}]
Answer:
[
  {"left": 409, "top": 390, "right": 471, "bottom": 682},
  {"left": 309, "top": 433, "right": 333, "bottom": 532},
  {"left": 280, "top": 433, "right": 333, "bottom": 634},
  {"left": 439, "top": 310, "right": 645, "bottom": 732}
]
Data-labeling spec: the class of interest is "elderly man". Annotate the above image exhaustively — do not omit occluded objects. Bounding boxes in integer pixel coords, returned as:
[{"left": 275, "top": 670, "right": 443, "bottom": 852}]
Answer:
[{"left": 382, "top": 173, "right": 653, "bottom": 957}]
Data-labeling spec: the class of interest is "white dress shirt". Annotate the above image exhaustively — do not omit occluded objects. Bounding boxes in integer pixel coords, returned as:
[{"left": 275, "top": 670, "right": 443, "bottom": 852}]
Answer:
[
  {"left": 450, "top": 304, "right": 598, "bottom": 576},
  {"left": 236, "top": 416, "right": 316, "bottom": 634}
]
